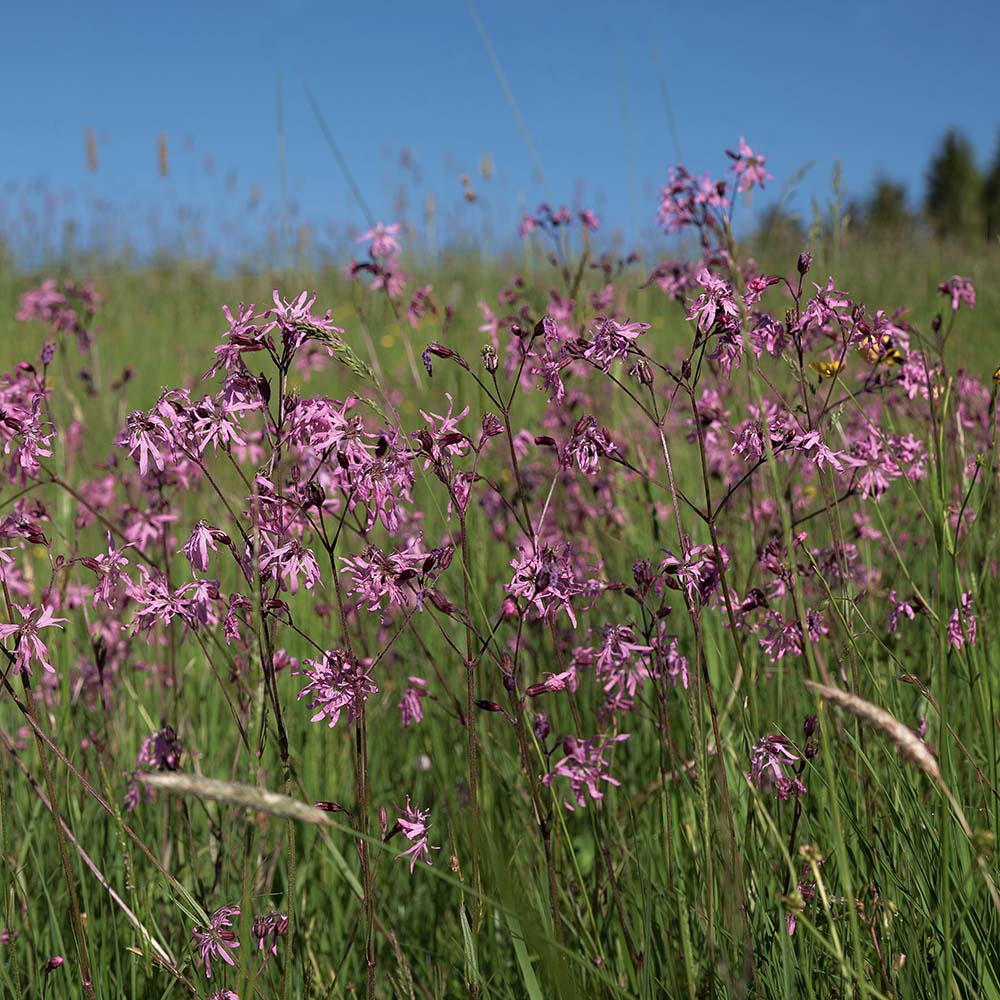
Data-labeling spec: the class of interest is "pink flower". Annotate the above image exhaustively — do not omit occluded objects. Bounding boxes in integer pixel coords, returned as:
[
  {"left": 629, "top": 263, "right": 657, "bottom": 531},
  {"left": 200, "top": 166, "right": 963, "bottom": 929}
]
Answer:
[
  {"left": 81, "top": 532, "right": 133, "bottom": 609},
  {"left": 729, "top": 137, "right": 772, "bottom": 193},
  {"left": 341, "top": 541, "right": 428, "bottom": 612},
  {"left": 542, "top": 733, "right": 629, "bottom": 811},
  {"left": 948, "top": 592, "right": 976, "bottom": 650},
  {"left": 180, "top": 521, "right": 225, "bottom": 573},
  {"left": 937, "top": 275, "right": 975, "bottom": 312},
  {"left": 259, "top": 539, "right": 323, "bottom": 595},
  {"left": 122, "top": 410, "right": 171, "bottom": 477},
  {"left": 758, "top": 612, "right": 804, "bottom": 662},
  {"left": 506, "top": 542, "right": 594, "bottom": 627},
  {"left": 398, "top": 677, "right": 428, "bottom": 727},
  {"left": 742, "top": 274, "right": 779, "bottom": 306},
  {"left": 749, "top": 735, "right": 806, "bottom": 800},
  {"left": 0, "top": 604, "right": 68, "bottom": 675},
  {"left": 357, "top": 222, "right": 401, "bottom": 259},
  {"left": 263, "top": 289, "right": 342, "bottom": 350},
  {"left": 687, "top": 267, "right": 740, "bottom": 334},
  {"left": 563, "top": 416, "right": 616, "bottom": 476},
  {"left": 192, "top": 905, "right": 240, "bottom": 979},
  {"left": 297, "top": 650, "right": 378, "bottom": 728},
  {"left": 584, "top": 317, "right": 651, "bottom": 371},
  {"left": 416, "top": 392, "right": 471, "bottom": 465},
  {"left": 887, "top": 590, "right": 917, "bottom": 632},
  {"left": 594, "top": 625, "right": 653, "bottom": 701},
  {"left": 406, "top": 284, "right": 436, "bottom": 328},
  {"left": 394, "top": 796, "right": 440, "bottom": 872}
]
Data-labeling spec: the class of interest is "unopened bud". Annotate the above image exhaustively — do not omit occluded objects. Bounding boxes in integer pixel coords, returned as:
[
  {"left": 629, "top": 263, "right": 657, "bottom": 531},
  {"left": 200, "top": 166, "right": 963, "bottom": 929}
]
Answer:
[
  {"left": 481, "top": 345, "right": 498, "bottom": 373},
  {"left": 797, "top": 252, "right": 813, "bottom": 276},
  {"left": 533, "top": 713, "right": 550, "bottom": 741},
  {"left": 481, "top": 412, "right": 503, "bottom": 437}
]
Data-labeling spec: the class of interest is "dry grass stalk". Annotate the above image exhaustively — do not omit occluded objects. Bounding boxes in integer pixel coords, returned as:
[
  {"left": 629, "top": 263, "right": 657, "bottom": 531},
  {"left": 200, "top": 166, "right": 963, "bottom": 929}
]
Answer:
[
  {"left": 805, "top": 679, "right": 1000, "bottom": 916},
  {"left": 804, "top": 679, "right": 940, "bottom": 783},
  {"left": 140, "top": 771, "right": 334, "bottom": 826}
]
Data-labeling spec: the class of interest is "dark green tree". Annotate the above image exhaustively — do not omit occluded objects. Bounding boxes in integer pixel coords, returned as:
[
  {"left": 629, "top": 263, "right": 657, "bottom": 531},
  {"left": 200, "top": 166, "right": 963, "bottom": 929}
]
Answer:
[
  {"left": 864, "top": 177, "right": 912, "bottom": 233},
  {"left": 983, "top": 130, "right": 1000, "bottom": 242},
  {"left": 925, "top": 129, "right": 984, "bottom": 241},
  {"left": 757, "top": 203, "right": 805, "bottom": 248}
]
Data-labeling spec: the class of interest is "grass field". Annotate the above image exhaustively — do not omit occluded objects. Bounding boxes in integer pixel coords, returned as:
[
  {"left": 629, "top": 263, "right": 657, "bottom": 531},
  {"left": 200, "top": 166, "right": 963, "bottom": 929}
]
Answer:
[{"left": 1, "top": 154, "right": 1000, "bottom": 1000}]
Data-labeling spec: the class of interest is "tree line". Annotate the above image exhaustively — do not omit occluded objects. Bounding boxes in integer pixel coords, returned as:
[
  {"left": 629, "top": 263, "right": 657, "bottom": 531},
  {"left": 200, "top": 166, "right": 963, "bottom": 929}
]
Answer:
[
  {"left": 871, "top": 129, "right": 1000, "bottom": 241},
  {"left": 760, "top": 129, "right": 1000, "bottom": 245}
]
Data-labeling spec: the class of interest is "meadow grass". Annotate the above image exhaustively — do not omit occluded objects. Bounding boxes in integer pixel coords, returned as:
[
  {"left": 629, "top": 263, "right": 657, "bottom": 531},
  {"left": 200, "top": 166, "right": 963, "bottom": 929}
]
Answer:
[{"left": 0, "top": 203, "right": 999, "bottom": 1000}]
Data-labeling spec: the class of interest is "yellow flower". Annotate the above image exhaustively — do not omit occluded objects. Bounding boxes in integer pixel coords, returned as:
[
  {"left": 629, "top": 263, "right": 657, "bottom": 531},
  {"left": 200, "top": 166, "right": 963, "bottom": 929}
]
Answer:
[{"left": 809, "top": 360, "right": 844, "bottom": 380}]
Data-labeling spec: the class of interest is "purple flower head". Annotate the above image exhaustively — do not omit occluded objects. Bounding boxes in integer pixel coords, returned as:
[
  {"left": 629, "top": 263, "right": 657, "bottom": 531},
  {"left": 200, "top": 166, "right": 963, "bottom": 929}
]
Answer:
[
  {"left": 594, "top": 624, "right": 653, "bottom": 701},
  {"left": 583, "top": 317, "right": 650, "bottom": 372},
  {"left": 81, "top": 532, "right": 133, "bottom": 610},
  {"left": 657, "top": 165, "right": 729, "bottom": 234},
  {"left": 728, "top": 137, "right": 773, "bottom": 193},
  {"left": 506, "top": 541, "right": 597, "bottom": 627},
  {"left": 542, "top": 733, "right": 629, "bottom": 811},
  {"left": 259, "top": 538, "right": 323, "bottom": 596},
  {"left": 125, "top": 725, "right": 183, "bottom": 811},
  {"left": 393, "top": 796, "right": 440, "bottom": 872},
  {"left": 180, "top": 520, "right": 227, "bottom": 574},
  {"left": 758, "top": 612, "right": 804, "bottom": 662},
  {"left": 887, "top": 590, "right": 918, "bottom": 633},
  {"left": 948, "top": 591, "right": 976, "bottom": 650},
  {"left": 937, "top": 275, "right": 975, "bottom": 312},
  {"left": 562, "top": 416, "right": 617, "bottom": 476},
  {"left": 659, "top": 544, "right": 727, "bottom": 607},
  {"left": 406, "top": 284, "right": 436, "bottom": 328},
  {"left": 262, "top": 289, "right": 342, "bottom": 353},
  {"left": 137, "top": 726, "right": 183, "bottom": 772},
  {"left": 297, "top": 649, "right": 378, "bottom": 728},
  {"left": 749, "top": 735, "right": 806, "bottom": 800},
  {"left": 687, "top": 267, "right": 740, "bottom": 335},
  {"left": 398, "top": 677, "right": 428, "bottom": 727},
  {"left": 0, "top": 603, "right": 68, "bottom": 676},
  {"left": 340, "top": 539, "right": 430, "bottom": 613},
  {"left": 252, "top": 911, "right": 289, "bottom": 961},
  {"left": 192, "top": 905, "right": 241, "bottom": 979},
  {"left": 357, "top": 221, "right": 401, "bottom": 260}
]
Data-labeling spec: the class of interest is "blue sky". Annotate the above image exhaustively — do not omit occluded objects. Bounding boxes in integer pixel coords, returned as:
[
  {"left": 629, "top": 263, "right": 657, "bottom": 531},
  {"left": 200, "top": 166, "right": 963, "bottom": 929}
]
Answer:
[{"left": 3, "top": 0, "right": 999, "bottom": 262}]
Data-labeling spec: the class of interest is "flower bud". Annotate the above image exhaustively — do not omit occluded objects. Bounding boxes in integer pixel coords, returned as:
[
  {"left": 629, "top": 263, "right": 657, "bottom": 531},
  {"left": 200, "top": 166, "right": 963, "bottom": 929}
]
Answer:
[
  {"left": 797, "top": 252, "right": 813, "bottom": 276},
  {"left": 533, "top": 712, "right": 550, "bottom": 741}
]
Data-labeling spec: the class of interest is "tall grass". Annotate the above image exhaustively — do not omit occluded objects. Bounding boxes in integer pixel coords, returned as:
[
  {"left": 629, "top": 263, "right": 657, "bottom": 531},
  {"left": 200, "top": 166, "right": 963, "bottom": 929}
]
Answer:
[{"left": 0, "top": 149, "right": 999, "bottom": 1000}]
